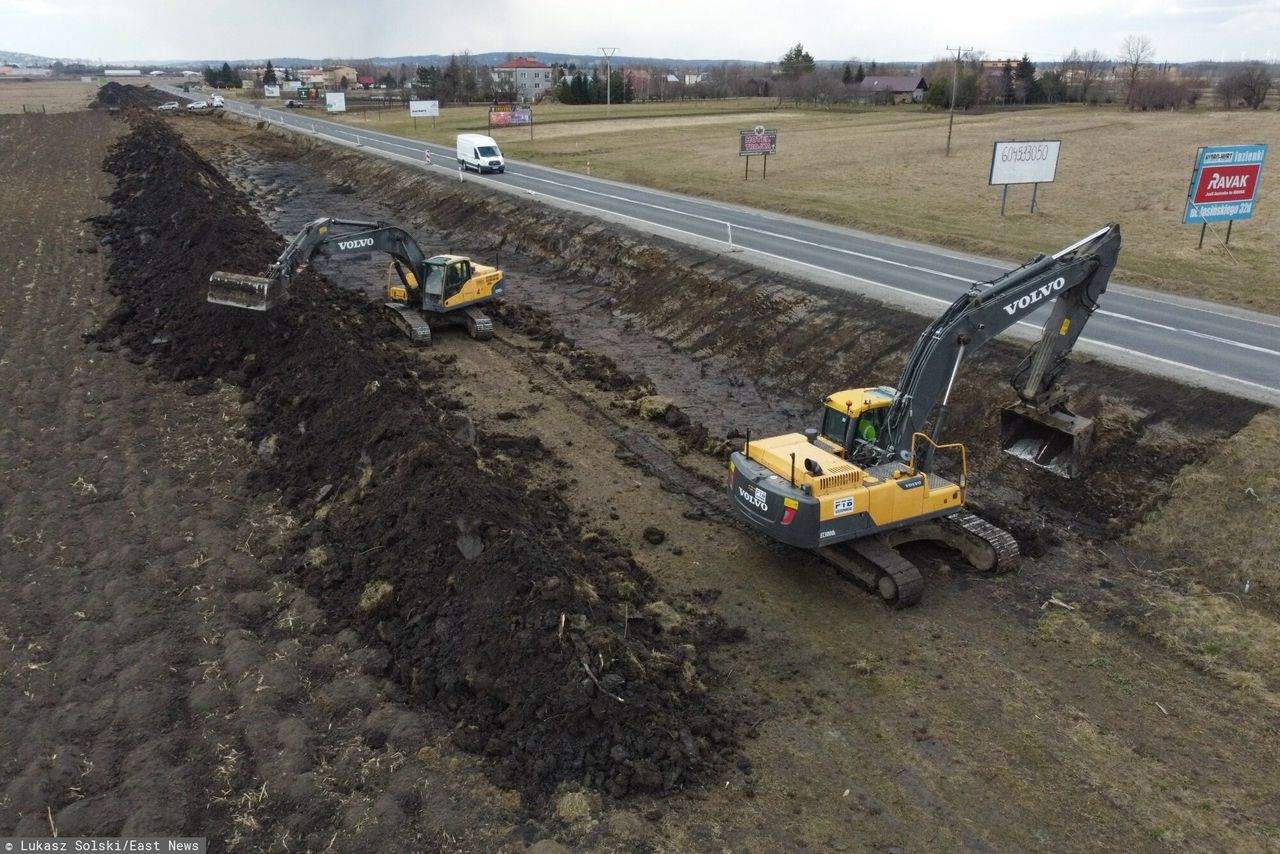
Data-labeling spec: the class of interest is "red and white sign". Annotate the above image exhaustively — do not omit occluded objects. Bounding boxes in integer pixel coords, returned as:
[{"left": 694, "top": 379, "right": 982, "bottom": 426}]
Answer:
[{"left": 1192, "top": 164, "right": 1261, "bottom": 204}]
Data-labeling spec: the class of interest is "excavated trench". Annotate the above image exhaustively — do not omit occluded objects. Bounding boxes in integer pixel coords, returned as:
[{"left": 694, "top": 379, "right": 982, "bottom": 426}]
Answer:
[
  {"left": 207, "top": 117, "right": 1263, "bottom": 556},
  {"left": 89, "top": 109, "right": 749, "bottom": 807}
]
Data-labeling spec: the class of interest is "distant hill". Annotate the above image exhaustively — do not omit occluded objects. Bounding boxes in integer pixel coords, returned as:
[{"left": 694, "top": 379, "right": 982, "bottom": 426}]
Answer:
[
  {"left": 0, "top": 49, "right": 60, "bottom": 66},
  {"left": 0, "top": 47, "right": 776, "bottom": 70}
]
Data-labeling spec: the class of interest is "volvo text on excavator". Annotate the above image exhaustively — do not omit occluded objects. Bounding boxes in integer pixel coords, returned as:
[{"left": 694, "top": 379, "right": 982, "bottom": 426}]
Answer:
[
  {"left": 207, "top": 217, "right": 504, "bottom": 344},
  {"left": 728, "top": 224, "right": 1122, "bottom": 608}
]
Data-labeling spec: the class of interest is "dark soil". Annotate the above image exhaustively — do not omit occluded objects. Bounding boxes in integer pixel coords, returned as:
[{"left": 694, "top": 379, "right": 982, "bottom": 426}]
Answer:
[
  {"left": 89, "top": 112, "right": 743, "bottom": 807},
  {"left": 93, "top": 82, "right": 172, "bottom": 109}
]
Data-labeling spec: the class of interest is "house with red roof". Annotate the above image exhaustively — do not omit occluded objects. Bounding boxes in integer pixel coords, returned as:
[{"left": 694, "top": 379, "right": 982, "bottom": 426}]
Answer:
[{"left": 492, "top": 56, "right": 554, "bottom": 103}]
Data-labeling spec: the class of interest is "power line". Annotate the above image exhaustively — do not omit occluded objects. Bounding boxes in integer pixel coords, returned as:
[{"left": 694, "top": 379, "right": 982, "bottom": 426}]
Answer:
[
  {"left": 599, "top": 47, "right": 618, "bottom": 116},
  {"left": 945, "top": 45, "right": 972, "bottom": 157}
]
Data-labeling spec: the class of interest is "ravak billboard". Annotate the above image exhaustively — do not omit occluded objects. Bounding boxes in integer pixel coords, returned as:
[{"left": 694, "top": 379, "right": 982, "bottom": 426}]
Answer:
[{"left": 1184, "top": 144, "right": 1267, "bottom": 224}]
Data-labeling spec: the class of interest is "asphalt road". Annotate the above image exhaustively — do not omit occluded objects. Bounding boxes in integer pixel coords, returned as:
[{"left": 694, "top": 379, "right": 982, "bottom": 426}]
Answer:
[{"left": 161, "top": 86, "right": 1280, "bottom": 405}]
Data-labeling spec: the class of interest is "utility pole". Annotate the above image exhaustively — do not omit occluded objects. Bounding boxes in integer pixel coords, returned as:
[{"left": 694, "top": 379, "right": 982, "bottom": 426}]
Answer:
[
  {"left": 945, "top": 45, "right": 972, "bottom": 156},
  {"left": 599, "top": 47, "right": 618, "bottom": 116}
]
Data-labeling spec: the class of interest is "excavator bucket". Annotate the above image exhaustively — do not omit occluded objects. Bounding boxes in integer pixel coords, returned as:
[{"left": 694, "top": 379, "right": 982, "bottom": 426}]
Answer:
[
  {"left": 207, "top": 272, "right": 280, "bottom": 311},
  {"left": 1000, "top": 401, "right": 1094, "bottom": 479}
]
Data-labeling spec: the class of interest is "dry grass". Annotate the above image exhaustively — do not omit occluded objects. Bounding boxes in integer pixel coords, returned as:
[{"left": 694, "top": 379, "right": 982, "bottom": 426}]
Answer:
[
  {"left": 1126, "top": 409, "right": 1280, "bottom": 708},
  {"left": 331, "top": 100, "right": 1279, "bottom": 311},
  {"left": 1129, "top": 410, "right": 1280, "bottom": 611},
  {"left": 0, "top": 79, "right": 99, "bottom": 114}
]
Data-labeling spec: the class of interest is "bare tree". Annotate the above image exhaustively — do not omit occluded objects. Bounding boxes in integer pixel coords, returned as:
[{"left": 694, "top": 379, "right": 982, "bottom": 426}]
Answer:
[
  {"left": 1237, "top": 61, "right": 1273, "bottom": 109},
  {"left": 1064, "top": 48, "right": 1107, "bottom": 103},
  {"left": 1118, "top": 35, "right": 1154, "bottom": 108}
]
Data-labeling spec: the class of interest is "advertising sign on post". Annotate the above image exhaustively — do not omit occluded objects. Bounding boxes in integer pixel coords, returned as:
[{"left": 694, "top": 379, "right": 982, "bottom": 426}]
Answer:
[
  {"left": 1183, "top": 145, "right": 1267, "bottom": 244},
  {"left": 325, "top": 92, "right": 346, "bottom": 113},
  {"left": 739, "top": 126, "right": 777, "bottom": 179},
  {"left": 488, "top": 104, "right": 533, "bottom": 138},
  {"left": 409, "top": 100, "right": 440, "bottom": 117},
  {"left": 264, "top": 85, "right": 280, "bottom": 98},
  {"left": 989, "top": 139, "right": 1062, "bottom": 215}
]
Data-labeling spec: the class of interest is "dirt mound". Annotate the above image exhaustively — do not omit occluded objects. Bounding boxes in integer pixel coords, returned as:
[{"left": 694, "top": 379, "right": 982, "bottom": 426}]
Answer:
[
  {"left": 94, "top": 82, "right": 171, "bottom": 109},
  {"left": 90, "top": 113, "right": 743, "bottom": 807}
]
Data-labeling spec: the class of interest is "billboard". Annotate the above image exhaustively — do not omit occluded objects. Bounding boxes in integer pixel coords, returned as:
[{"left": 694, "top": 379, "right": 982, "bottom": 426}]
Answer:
[
  {"left": 409, "top": 100, "right": 439, "bottom": 117},
  {"left": 1184, "top": 144, "right": 1267, "bottom": 224},
  {"left": 989, "top": 140, "right": 1061, "bottom": 185},
  {"left": 325, "top": 92, "right": 346, "bottom": 113},
  {"left": 489, "top": 104, "right": 532, "bottom": 127},
  {"left": 264, "top": 85, "right": 280, "bottom": 97},
  {"left": 739, "top": 125, "right": 777, "bottom": 156}
]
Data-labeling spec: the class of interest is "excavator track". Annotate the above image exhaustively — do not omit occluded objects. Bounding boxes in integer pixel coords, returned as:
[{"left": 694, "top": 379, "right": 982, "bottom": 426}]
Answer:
[
  {"left": 462, "top": 306, "right": 494, "bottom": 340},
  {"left": 384, "top": 302, "right": 432, "bottom": 346},
  {"left": 939, "top": 510, "right": 1021, "bottom": 574},
  {"left": 817, "top": 537, "right": 925, "bottom": 609}
]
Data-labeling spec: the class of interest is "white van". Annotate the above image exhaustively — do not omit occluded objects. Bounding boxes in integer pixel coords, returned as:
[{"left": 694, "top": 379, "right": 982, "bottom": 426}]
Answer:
[{"left": 456, "top": 133, "right": 505, "bottom": 174}]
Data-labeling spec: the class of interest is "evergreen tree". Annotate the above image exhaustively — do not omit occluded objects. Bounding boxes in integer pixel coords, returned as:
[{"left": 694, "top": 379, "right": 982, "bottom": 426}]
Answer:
[
  {"left": 842, "top": 63, "right": 852, "bottom": 84},
  {"left": 780, "top": 43, "right": 815, "bottom": 79},
  {"left": 202, "top": 66, "right": 218, "bottom": 87},
  {"left": 855, "top": 63, "right": 865, "bottom": 82},
  {"left": 220, "top": 62, "right": 235, "bottom": 88},
  {"left": 1014, "top": 53, "right": 1041, "bottom": 103},
  {"left": 570, "top": 71, "right": 590, "bottom": 104},
  {"left": 415, "top": 65, "right": 437, "bottom": 97},
  {"left": 263, "top": 60, "right": 278, "bottom": 86}
]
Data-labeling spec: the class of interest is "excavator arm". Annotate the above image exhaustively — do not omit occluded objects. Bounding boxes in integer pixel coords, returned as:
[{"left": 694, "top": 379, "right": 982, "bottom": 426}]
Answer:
[
  {"left": 208, "top": 217, "right": 431, "bottom": 311},
  {"left": 873, "top": 224, "right": 1121, "bottom": 476}
]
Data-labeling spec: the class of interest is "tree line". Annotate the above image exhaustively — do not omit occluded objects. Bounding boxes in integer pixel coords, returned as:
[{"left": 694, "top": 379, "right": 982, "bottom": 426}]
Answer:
[{"left": 193, "top": 42, "right": 1271, "bottom": 112}]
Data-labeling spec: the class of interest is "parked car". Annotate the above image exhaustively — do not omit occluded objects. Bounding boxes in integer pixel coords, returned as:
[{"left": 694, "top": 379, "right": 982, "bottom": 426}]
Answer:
[
  {"left": 285, "top": 99, "right": 303, "bottom": 108},
  {"left": 156, "top": 102, "right": 180, "bottom": 113},
  {"left": 186, "top": 101, "right": 208, "bottom": 112}
]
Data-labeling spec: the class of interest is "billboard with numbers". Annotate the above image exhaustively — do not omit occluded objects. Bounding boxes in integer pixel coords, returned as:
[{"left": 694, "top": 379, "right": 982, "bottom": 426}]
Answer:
[
  {"left": 1184, "top": 144, "right": 1267, "bottom": 224},
  {"left": 989, "top": 139, "right": 1061, "bottom": 185}
]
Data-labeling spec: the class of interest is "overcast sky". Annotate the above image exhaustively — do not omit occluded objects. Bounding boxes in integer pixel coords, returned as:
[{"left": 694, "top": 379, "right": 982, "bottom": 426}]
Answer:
[{"left": 3, "top": 0, "right": 1278, "bottom": 64}]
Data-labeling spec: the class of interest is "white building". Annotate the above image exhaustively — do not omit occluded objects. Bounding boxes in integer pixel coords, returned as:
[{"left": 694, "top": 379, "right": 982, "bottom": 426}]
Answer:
[{"left": 493, "top": 57, "right": 553, "bottom": 103}]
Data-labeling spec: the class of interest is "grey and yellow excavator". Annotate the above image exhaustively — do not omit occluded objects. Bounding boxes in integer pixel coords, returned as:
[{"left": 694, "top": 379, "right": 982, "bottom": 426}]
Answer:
[
  {"left": 728, "top": 224, "right": 1122, "bottom": 607},
  {"left": 208, "top": 217, "right": 504, "bottom": 344}
]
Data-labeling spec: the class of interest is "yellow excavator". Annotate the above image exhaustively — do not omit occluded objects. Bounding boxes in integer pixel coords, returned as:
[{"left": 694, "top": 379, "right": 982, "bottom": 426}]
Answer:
[
  {"left": 728, "top": 225, "right": 1122, "bottom": 607},
  {"left": 207, "top": 217, "right": 504, "bottom": 344}
]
